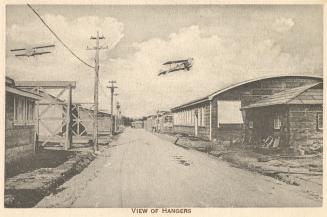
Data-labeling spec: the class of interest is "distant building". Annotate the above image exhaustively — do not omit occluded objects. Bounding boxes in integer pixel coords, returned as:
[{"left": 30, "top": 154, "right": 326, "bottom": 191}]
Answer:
[
  {"left": 131, "top": 120, "right": 144, "bottom": 128},
  {"left": 144, "top": 115, "right": 156, "bottom": 132},
  {"left": 171, "top": 75, "right": 323, "bottom": 153},
  {"left": 5, "top": 77, "right": 40, "bottom": 164},
  {"left": 73, "top": 106, "right": 112, "bottom": 136},
  {"left": 157, "top": 111, "right": 173, "bottom": 133}
]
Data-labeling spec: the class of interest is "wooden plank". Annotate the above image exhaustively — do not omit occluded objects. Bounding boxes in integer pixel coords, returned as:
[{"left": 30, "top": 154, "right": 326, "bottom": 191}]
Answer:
[
  {"left": 16, "top": 81, "right": 76, "bottom": 89},
  {"left": 289, "top": 99, "right": 322, "bottom": 104},
  {"left": 65, "top": 86, "right": 72, "bottom": 150}
]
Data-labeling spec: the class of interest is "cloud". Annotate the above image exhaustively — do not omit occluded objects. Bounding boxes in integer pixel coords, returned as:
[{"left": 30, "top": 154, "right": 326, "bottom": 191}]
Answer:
[
  {"left": 101, "top": 25, "right": 321, "bottom": 117},
  {"left": 7, "top": 14, "right": 124, "bottom": 61},
  {"left": 272, "top": 17, "right": 295, "bottom": 32},
  {"left": 6, "top": 16, "right": 321, "bottom": 118},
  {"left": 6, "top": 14, "right": 124, "bottom": 110}
]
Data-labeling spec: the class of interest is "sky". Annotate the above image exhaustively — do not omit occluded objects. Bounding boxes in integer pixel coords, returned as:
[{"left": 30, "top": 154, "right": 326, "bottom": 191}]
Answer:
[{"left": 6, "top": 5, "right": 323, "bottom": 118}]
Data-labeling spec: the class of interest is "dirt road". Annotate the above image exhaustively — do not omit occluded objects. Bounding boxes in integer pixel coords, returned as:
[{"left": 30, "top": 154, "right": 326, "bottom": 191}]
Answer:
[{"left": 38, "top": 128, "right": 321, "bottom": 207}]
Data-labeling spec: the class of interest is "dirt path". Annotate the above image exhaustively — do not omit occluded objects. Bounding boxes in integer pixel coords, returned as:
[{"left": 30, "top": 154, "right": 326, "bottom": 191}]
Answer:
[{"left": 37, "top": 128, "right": 321, "bottom": 207}]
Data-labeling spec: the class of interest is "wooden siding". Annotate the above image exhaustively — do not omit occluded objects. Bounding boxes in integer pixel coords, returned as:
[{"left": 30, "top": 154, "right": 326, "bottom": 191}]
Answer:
[
  {"left": 5, "top": 92, "right": 36, "bottom": 164},
  {"left": 211, "top": 76, "right": 322, "bottom": 144},
  {"left": 288, "top": 104, "right": 323, "bottom": 152},
  {"left": 171, "top": 76, "right": 322, "bottom": 150}
]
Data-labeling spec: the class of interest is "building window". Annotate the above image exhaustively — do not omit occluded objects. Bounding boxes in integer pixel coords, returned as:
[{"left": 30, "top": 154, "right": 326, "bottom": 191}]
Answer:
[
  {"left": 201, "top": 107, "right": 205, "bottom": 126},
  {"left": 248, "top": 121, "right": 253, "bottom": 129},
  {"left": 14, "top": 96, "right": 35, "bottom": 125},
  {"left": 274, "top": 112, "right": 281, "bottom": 130},
  {"left": 165, "top": 116, "right": 172, "bottom": 123},
  {"left": 317, "top": 113, "right": 323, "bottom": 130},
  {"left": 217, "top": 100, "right": 243, "bottom": 128}
]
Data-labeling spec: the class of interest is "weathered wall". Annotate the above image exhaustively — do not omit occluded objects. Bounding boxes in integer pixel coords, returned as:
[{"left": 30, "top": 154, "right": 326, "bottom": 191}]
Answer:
[
  {"left": 288, "top": 104, "right": 323, "bottom": 153},
  {"left": 5, "top": 92, "right": 35, "bottom": 164}
]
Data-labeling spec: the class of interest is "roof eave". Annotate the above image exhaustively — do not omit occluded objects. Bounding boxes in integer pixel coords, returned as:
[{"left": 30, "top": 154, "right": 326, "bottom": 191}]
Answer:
[
  {"left": 6, "top": 86, "right": 41, "bottom": 100},
  {"left": 171, "top": 98, "right": 209, "bottom": 111}
]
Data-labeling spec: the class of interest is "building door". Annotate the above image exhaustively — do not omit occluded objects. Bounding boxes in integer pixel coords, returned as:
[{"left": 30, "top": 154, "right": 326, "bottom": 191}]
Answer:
[{"left": 194, "top": 109, "right": 198, "bottom": 137}]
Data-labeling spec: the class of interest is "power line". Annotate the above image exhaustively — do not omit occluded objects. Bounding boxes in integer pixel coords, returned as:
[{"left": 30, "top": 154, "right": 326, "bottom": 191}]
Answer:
[{"left": 26, "top": 4, "right": 94, "bottom": 69}]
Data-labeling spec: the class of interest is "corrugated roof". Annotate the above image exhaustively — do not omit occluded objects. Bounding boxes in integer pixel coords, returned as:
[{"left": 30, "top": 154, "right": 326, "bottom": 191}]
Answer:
[
  {"left": 171, "top": 74, "right": 323, "bottom": 111},
  {"left": 241, "top": 82, "right": 322, "bottom": 110}
]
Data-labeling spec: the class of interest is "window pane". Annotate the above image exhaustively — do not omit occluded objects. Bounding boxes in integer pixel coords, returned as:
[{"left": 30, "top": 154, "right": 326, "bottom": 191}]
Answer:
[
  {"left": 217, "top": 101, "right": 243, "bottom": 127},
  {"left": 249, "top": 121, "right": 254, "bottom": 129},
  {"left": 201, "top": 107, "right": 205, "bottom": 126},
  {"left": 274, "top": 113, "right": 281, "bottom": 130},
  {"left": 26, "top": 100, "right": 30, "bottom": 121},
  {"left": 17, "top": 97, "right": 24, "bottom": 120}
]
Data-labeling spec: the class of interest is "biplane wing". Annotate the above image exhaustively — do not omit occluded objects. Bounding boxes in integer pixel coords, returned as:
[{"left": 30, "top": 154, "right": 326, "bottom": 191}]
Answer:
[
  {"left": 158, "top": 70, "right": 167, "bottom": 76},
  {"left": 32, "top": 51, "right": 52, "bottom": 56},
  {"left": 168, "top": 68, "right": 182, "bottom": 73},
  {"left": 15, "top": 51, "right": 51, "bottom": 57},
  {"left": 163, "top": 59, "right": 189, "bottom": 65},
  {"left": 33, "top": 45, "right": 55, "bottom": 49},
  {"left": 10, "top": 48, "right": 26, "bottom": 51},
  {"left": 15, "top": 54, "right": 28, "bottom": 57}
]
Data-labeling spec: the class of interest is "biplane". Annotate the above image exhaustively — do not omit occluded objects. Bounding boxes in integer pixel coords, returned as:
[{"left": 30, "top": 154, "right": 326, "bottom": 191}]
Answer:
[
  {"left": 10, "top": 44, "right": 55, "bottom": 57},
  {"left": 158, "top": 58, "right": 193, "bottom": 76}
]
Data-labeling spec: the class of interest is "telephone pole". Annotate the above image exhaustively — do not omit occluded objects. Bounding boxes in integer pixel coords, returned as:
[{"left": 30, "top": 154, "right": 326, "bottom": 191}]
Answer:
[
  {"left": 116, "top": 101, "right": 121, "bottom": 131},
  {"left": 107, "top": 80, "right": 118, "bottom": 135},
  {"left": 87, "top": 31, "right": 108, "bottom": 152}
]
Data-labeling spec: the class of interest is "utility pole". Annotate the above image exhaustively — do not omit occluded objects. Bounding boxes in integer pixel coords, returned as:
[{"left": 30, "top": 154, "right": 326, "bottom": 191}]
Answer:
[
  {"left": 115, "top": 100, "right": 121, "bottom": 132},
  {"left": 87, "top": 31, "right": 108, "bottom": 152},
  {"left": 156, "top": 110, "right": 159, "bottom": 132},
  {"left": 107, "top": 80, "right": 118, "bottom": 135},
  {"left": 114, "top": 93, "right": 119, "bottom": 132}
]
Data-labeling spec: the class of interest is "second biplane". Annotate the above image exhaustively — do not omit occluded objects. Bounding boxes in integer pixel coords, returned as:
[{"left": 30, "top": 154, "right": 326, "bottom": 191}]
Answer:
[{"left": 158, "top": 58, "right": 193, "bottom": 76}]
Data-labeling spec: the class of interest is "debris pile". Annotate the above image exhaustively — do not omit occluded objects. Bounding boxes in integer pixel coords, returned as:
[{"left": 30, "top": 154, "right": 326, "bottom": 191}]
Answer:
[
  {"left": 5, "top": 151, "right": 95, "bottom": 207},
  {"left": 155, "top": 132, "right": 322, "bottom": 200}
]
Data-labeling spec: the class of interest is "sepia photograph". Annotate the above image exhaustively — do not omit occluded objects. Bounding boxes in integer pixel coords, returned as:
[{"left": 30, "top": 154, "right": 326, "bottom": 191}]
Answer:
[{"left": 3, "top": 3, "right": 324, "bottom": 209}]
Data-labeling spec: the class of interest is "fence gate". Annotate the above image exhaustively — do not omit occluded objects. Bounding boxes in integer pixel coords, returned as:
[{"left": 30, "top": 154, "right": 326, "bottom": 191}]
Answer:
[{"left": 16, "top": 81, "right": 76, "bottom": 150}]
